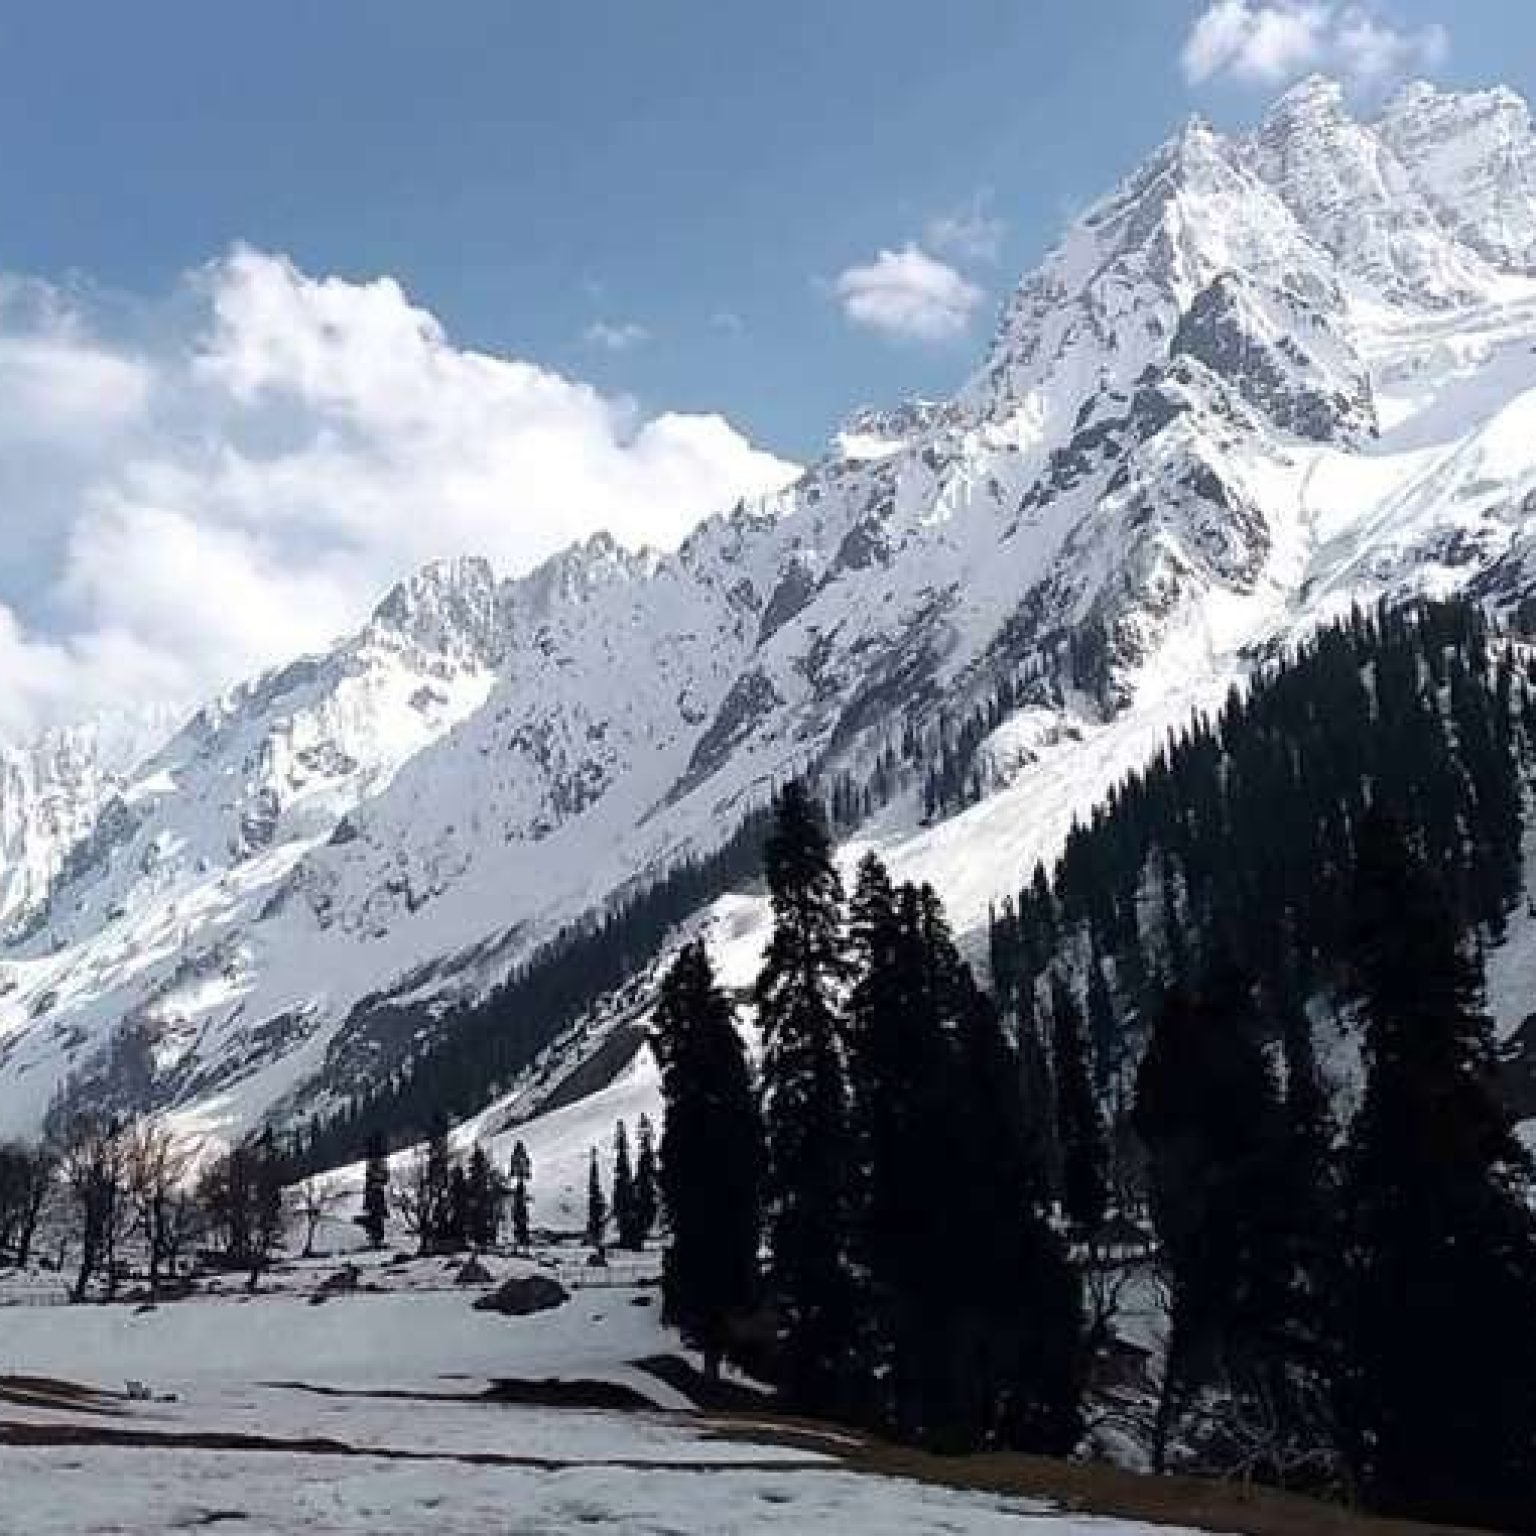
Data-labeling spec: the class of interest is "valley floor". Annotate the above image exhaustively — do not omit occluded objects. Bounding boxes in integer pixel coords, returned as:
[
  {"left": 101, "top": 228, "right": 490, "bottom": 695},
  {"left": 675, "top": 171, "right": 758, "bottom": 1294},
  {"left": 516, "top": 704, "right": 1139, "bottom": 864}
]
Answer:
[
  {"left": 0, "top": 1248, "right": 1173, "bottom": 1535},
  {"left": 0, "top": 1248, "right": 1481, "bottom": 1536}
]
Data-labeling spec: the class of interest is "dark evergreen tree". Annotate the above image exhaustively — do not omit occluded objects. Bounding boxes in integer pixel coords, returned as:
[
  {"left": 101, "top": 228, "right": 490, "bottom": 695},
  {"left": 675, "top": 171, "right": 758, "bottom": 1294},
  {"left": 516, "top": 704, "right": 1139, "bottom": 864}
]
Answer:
[
  {"left": 633, "top": 1114, "right": 659, "bottom": 1243},
  {"left": 1084, "top": 953, "right": 1120, "bottom": 1093},
  {"left": 952, "top": 975, "right": 1084, "bottom": 1455},
  {"left": 652, "top": 941, "right": 763, "bottom": 1379},
  {"left": 422, "top": 1113, "right": 454, "bottom": 1254},
  {"left": 755, "top": 781, "right": 857, "bottom": 1416},
  {"left": 1049, "top": 976, "right": 1108, "bottom": 1235},
  {"left": 612, "top": 1120, "right": 643, "bottom": 1250},
  {"left": 1134, "top": 962, "right": 1332, "bottom": 1480},
  {"left": 1336, "top": 813, "right": 1536, "bottom": 1530},
  {"left": 446, "top": 1164, "right": 470, "bottom": 1252},
  {"left": 465, "top": 1144, "right": 503, "bottom": 1249},
  {"left": 360, "top": 1131, "right": 390, "bottom": 1249},
  {"left": 246, "top": 1128, "right": 286, "bottom": 1292},
  {"left": 845, "top": 860, "right": 951, "bottom": 1437},
  {"left": 845, "top": 860, "right": 1083, "bottom": 1452},
  {"left": 585, "top": 1148, "right": 608, "bottom": 1254},
  {"left": 510, "top": 1171, "right": 532, "bottom": 1251}
]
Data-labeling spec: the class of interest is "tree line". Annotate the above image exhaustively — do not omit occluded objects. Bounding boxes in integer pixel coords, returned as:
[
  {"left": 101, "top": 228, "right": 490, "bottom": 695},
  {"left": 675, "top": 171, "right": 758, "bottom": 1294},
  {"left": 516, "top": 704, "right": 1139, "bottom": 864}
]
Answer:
[
  {"left": 0, "top": 1107, "right": 658, "bottom": 1298},
  {"left": 654, "top": 782, "right": 1085, "bottom": 1454}
]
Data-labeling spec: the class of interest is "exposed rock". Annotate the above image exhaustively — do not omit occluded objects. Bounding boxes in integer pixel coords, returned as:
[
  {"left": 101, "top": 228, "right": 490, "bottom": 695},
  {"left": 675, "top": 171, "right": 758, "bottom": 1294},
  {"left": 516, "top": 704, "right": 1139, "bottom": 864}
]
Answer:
[{"left": 472, "top": 1274, "right": 570, "bottom": 1317}]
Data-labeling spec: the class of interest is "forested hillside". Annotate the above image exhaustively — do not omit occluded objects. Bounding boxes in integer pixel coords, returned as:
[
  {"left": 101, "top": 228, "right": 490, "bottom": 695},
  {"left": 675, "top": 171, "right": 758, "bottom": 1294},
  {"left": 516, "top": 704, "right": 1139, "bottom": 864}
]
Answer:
[{"left": 990, "top": 598, "right": 1536, "bottom": 1084}]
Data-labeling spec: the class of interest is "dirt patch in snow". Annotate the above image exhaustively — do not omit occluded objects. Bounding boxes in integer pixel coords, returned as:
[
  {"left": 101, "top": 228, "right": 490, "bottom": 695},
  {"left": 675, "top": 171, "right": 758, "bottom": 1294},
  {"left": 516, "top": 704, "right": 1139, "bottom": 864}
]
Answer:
[
  {"left": 688, "top": 1414, "right": 1484, "bottom": 1536},
  {"left": 0, "top": 1374, "right": 128, "bottom": 1416}
]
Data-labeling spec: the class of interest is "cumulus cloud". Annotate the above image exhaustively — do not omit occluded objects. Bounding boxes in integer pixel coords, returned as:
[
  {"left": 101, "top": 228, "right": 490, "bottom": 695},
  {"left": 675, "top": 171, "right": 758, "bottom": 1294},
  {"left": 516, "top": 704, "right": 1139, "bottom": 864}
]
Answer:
[
  {"left": 1182, "top": 1, "right": 1447, "bottom": 92},
  {"left": 582, "top": 319, "right": 652, "bottom": 352},
  {"left": 833, "top": 245, "right": 984, "bottom": 344},
  {"left": 0, "top": 248, "right": 798, "bottom": 739}
]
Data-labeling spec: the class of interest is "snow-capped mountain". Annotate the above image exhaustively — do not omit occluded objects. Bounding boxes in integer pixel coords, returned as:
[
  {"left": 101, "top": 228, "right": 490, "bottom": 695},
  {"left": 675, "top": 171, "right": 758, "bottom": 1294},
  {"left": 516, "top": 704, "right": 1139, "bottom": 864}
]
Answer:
[{"left": 8, "top": 74, "right": 1536, "bottom": 1148}]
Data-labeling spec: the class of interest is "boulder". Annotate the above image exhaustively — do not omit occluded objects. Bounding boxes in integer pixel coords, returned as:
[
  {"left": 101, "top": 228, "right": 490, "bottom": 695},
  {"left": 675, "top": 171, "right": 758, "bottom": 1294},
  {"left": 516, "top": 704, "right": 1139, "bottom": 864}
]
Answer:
[{"left": 472, "top": 1274, "right": 569, "bottom": 1317}]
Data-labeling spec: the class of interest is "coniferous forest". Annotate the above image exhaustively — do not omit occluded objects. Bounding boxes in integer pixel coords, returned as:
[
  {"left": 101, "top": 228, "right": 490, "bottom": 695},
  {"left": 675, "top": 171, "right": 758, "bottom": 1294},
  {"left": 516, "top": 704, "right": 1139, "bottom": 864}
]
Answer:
[{"left": 651, "top": 600, "right": 1536, "bottom": 1532}]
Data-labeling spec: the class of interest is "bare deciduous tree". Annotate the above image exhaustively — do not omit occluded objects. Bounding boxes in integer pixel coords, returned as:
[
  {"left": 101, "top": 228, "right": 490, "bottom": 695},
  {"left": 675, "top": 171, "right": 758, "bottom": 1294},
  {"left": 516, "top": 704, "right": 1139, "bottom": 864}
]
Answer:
[
  {"left": 125, "top": 1120, "right": 198, "bottom": 1298},
  {"left": 292, "top": 1176, "right": 346, "bottom": 1258},
  {"left": 60, "top": 1118, "right": 129, "bottom": 1303},
  {"left": 0, "top": 1140, "right": 55, "bottom": 1266}
]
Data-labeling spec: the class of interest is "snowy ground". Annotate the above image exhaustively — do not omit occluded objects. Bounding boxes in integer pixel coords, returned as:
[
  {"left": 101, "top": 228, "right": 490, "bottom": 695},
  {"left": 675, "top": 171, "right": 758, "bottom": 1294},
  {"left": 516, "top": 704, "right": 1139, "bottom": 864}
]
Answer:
[
  {"left": 0, "top": 1447, "right": 1197, "bottom": 1536},
  {"left": 0, "top": 1252, "right": 1205, "bottom": 1535}
]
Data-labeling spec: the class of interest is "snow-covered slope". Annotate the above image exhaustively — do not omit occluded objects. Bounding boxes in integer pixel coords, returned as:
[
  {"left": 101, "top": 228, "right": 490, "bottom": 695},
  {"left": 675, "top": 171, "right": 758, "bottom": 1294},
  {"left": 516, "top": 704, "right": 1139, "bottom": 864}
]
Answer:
[{"left": 9, "top": 75, "right": 1536, "bottom": 1146}]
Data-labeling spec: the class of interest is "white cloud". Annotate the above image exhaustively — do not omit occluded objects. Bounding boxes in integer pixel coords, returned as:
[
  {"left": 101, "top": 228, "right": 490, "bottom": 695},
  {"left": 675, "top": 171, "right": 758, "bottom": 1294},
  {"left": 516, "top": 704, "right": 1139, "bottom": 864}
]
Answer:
[
  {"left": 582, "top": 319, "right": 652, "bottom": 351},
  {"left": 925, "top": 196, "right": 1006, "bottom": 264},
  {"left": 1181, "top": 1, "right": 1447, "bottom": 92},
  {"left": 0, "top": 248, "right": 798, "bottom": 739},
  {"left": 833, "top": 245, "right": 985, "bottom": 344}
]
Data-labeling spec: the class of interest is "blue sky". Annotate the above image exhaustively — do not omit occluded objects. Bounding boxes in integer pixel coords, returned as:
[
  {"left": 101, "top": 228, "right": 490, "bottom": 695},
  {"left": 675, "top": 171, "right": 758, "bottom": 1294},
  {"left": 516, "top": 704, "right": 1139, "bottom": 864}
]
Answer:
[
  {"left": 0, "top": 0, "right": 1519, "bottom": 733},
  {"left": 0, "top": 0, "right": 1513, "bottom": 457}
]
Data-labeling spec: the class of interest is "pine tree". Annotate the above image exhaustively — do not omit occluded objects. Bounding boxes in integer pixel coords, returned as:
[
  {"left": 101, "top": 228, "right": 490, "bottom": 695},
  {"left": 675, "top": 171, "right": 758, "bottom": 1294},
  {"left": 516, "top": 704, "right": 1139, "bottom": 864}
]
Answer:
[
  {"left": 755, "top": 781, "right": 856, "bottom": 1416},
  {"left": 1134, "top": 961, "right": 1331, "bottom": 1479},
  {"left": 953, "top": 976, "right": 1084, "bottom": 1454},
  {"left": 633, "top": 1114, "right": 659, "bottom": 1243},
  {"left": 510, "top": 1172, "right": 531, "bottom": 1251},
  {"left": 845, "top": 861, "right": 1083, "bottom": 1452},
  {"left": 1084, "top": 954, "right": 1120, "bottom": 1093},
  {"left": 612, "top": 1121, "right": 642, "bottom": 1250},
  {"left": 423, "top": 1114, "right": 454, "bottom": 1254},
  {"left": 509, "top": 1138, "right": 532, "bottom": 1252},
  {"left": 585, "top": 1148, "right": 608, "bottom": 1254},
  {"left": 360, "top": 1131, "right": 390, "bottom": 1250},
  {"left": 446, "top": 1164, "right": 470, "bottom": 1252},
  {"left": 465, "top": 1144, "right": 503, "bottom": 1249},
  {"left": 652, "top": 941, "right": 763, "bottom": 1379},
  {"left": 246, "top": 1128, "right": 286, "bottom": 1292},
  {"left": 1336, "top": 812, "right": 1536, "bottom": 1529},
  {"left": 845, "top": 859, "right": 952, "bottom": 1436},
  {"left": 1049, "top": 976, "right": 1108, "bottom": 1236}
]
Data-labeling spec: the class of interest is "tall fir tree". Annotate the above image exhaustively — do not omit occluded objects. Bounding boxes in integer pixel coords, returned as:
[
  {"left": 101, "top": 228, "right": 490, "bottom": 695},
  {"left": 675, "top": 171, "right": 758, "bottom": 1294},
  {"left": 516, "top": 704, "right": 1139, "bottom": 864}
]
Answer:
[
  {"left": 612, "top": 1120, "right": 642, "bottom": 1250},
  {"left": 1134, "top": 961, "right": 1333, "bottom": 1479},
  {"left": 510, "top": 1172, "right": 531, "bottom": 1251},
  {"left": 652, "top": 941, "right": 763, "bottom": 1379},
  {"left": 585, "top": 1148, "right": 608, "bottom": 1254},
  {"left": 465, "top": 1144, "right": 503, "bottom": 1249},
  {"left": 845, "top": 860, "right": 953, "bottom": 1437},
  {"left": 844, "top": 860, "right": 1083, "bottom": 1452},
  {"left": 1049, "top": 975, "right": 1108, "bottom": 1236},
  {"left": 423, "top": 1113, "right": 454, "bottom": 1254},
  {"left": 952, "top": 973, "right": 1084, "bottom": 1455},
  {"left": 360, "top": 1131, "right": 390, "bottom": 1250},
  {"left": 755, "top": 780, "right": 857, "bottom": 1416},
  {"left": 1336, "top": 812, "right": 1536, "bottom": 1529},
  {"left": 633, "top": 1114, "right": 659, "bottom": 1243}
]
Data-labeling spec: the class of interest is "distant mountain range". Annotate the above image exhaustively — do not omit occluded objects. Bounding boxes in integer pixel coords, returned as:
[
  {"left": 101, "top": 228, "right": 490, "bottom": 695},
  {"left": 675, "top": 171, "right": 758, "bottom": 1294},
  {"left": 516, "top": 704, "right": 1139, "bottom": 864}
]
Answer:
[{"left": 8, "top": 75, "right": 1536, "bottom": 1153}]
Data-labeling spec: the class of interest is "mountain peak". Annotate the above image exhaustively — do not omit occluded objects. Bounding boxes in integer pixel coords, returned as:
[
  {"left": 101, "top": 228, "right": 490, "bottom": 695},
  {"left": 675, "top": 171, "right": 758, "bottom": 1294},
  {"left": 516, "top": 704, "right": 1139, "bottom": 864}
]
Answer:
[
  {"left": 1269, "top": 72, "right": 1349, "bottom": 120},
  {"left": 1375, "top": 78, "right": 1536, "bottom": 275},
  {"left": 369, "top": 554, "right": 504, "bottom": 662}
]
